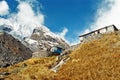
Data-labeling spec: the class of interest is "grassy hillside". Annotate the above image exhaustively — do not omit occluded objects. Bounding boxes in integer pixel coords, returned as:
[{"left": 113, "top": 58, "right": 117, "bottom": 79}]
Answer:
[
  {"left": 1, "top": 32, "right": 120, "bottom": 80},
  {"left": 0, "top": 57, "right": 57, "bottom": 80}
]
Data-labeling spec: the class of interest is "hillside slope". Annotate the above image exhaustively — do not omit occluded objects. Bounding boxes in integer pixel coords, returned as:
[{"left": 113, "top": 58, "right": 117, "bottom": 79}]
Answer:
[
  {"left": 1, "top": 32, "right": 120, "bottom": 80},
  {"left": 0, "top": 32, "right": 32, "bottom": 66}
]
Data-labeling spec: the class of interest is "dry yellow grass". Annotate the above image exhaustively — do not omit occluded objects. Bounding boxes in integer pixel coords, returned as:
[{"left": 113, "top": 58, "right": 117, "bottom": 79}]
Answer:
[
  {"left": 55, "top": 32, "right": 120, "bottom": 80},
  {"left": 1, "top": 32, "right": 120, "bottom": 80},
  {"left": 0, "top": 57, "right": 57, "bottom": 80}
]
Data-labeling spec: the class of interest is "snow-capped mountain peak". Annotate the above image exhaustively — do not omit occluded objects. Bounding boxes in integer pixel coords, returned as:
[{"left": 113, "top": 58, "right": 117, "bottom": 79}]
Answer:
[{"left": 0, "top": 24, "right": 69, "bottom": 53}]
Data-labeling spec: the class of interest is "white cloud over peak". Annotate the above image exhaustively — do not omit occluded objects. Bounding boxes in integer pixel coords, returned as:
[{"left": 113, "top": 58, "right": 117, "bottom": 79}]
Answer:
[
  {"left": 0, "top": 1, "right": 9, "bottom": 16},
  {"left": 16, "top": 2, "right": 44, "bottom": 26},
  {"left": 0, "top": 0, "right": 70, "bottom": 45},
  {"left": 56, "top": 27, "right": 70, "bottom": 44},
  {"left": 59, "top": 28, "right": 68, "bottom": 39},
  {"left": 0, "top": 0, "right": 44, "bottom": 39},
  {"left": 85, "top": 0, "right": 120, "bottom": 33}
]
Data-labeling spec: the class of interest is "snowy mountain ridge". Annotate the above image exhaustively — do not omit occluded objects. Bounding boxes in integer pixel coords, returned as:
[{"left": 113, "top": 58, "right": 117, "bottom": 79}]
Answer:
[
  {"left": 0, "top": 23, "right": 64, "bottom": 42},
  {"left": 0, "top": 24, "right": 69, "bottom": 57}
]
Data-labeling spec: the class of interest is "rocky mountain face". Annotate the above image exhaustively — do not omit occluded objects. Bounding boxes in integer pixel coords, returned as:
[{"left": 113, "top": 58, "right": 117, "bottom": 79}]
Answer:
[
  {"left": 0, "top": 24, "right": 69, "bottom": 59},
  {"left": 0, "top": 32, "right": 32, "bottom": 67},
  {"left": 23, "top": 27, "right": 70, "bottom": 57}
]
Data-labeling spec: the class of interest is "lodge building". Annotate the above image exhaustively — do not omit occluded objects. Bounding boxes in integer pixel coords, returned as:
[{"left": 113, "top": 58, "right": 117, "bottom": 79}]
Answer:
[{"left": 79, "top": 25, "right": 119, "bottom": 42}]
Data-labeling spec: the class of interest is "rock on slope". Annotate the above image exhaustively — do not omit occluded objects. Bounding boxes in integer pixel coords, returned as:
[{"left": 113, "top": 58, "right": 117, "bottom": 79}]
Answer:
[{"left": 0, "top": 32, "right": 32, "bottom": 66}]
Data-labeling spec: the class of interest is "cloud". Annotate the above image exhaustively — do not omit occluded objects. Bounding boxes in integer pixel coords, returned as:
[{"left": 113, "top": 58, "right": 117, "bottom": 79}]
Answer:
[
  {"left": 0, "top": 0, "right": 70, "bottom": 45},
  {"left": 56, "top": 27, "right": 71, "bottom": 44},
  {"left": 56, "top": 27, "right": 79, "bottom": 45},
  {"left": 59, "top": 28, "right": 68, "bottom": 39},
  {"left": 0, "top": 0, "right": 44, "bottom": 39},
  {"left": 85, "top": 0, "right": 120, "bottom": 33},
  {"left": 11, "top": 1, "right": 44, "bottom": 37},
  {"left": 84, "top": 29, "right": 90, "bottom": 34},
  {"left": 15, "top": 2, "right": 44, "bottom": 25},
  {"left": 0, "top": 0, "right": 9, "bottom": 16}
]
